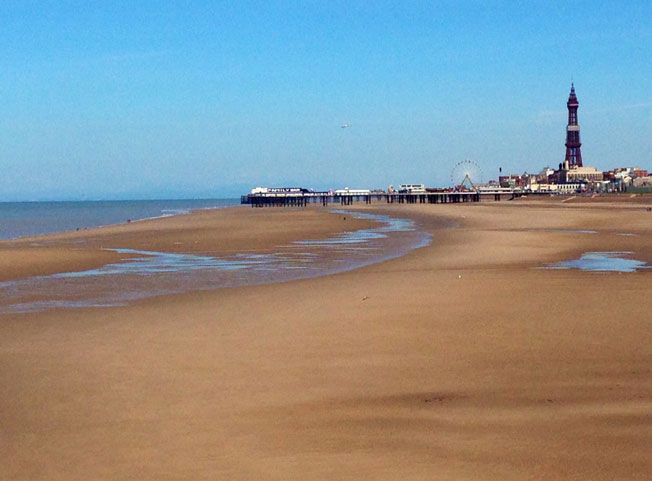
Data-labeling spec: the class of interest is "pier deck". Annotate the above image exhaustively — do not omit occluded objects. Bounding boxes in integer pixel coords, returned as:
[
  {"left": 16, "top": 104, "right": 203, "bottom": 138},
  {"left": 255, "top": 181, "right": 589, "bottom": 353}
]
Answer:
[{"left": 241, "top": 191, "right": 522, "bottom": 207}]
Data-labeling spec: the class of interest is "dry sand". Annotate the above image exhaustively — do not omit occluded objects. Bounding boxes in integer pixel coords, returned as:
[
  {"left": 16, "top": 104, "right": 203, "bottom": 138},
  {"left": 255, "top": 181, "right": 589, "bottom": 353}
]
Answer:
[{"left": 1, "top": 199, "right": 651, "bottom": 480}]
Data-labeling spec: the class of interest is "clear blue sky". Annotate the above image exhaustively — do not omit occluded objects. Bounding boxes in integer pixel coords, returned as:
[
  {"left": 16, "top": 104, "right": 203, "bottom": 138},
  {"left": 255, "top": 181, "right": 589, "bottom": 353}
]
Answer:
[{"left": 1, "top": 0, "right": 651, "bottom": 200}]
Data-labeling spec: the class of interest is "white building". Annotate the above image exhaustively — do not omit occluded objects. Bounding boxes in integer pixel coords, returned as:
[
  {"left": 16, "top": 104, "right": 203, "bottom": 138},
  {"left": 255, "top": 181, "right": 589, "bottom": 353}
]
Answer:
[
  {"left": 334, "top": 187, "right": 371, "bottom": 195},
  {"left": 633, "top": 176, "right": 652, "bottom": 188},
  {"left": 398, "top": 184, "right": 426, "bottom": 193},
  {"left": 565, "top": 166, "right": 603, "bottom": 182}
]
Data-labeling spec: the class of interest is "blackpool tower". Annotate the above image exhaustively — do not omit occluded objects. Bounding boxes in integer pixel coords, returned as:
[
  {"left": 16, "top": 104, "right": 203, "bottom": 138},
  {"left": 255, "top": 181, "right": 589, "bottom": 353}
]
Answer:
[{"left": 564, "top": 84, "right": 583, "bottom": 168}]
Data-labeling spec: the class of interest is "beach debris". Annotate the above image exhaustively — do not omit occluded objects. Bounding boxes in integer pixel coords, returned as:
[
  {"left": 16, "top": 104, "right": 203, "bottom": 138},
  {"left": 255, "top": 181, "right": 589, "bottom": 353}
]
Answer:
[
  {"left": 362, "top": 296, "right": 369, "bottom": 301},
  {"left": 458, "top": 275, "right": 462, "bottom": 279},
  {"left": 424, "top": 396, "right": 447, "bottom": 403}
]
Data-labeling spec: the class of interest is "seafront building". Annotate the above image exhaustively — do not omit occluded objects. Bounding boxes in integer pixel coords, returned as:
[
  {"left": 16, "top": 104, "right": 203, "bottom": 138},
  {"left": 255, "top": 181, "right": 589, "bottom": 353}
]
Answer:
[{"left": 565, "top": 166, "right": 604, "bottom": 182}]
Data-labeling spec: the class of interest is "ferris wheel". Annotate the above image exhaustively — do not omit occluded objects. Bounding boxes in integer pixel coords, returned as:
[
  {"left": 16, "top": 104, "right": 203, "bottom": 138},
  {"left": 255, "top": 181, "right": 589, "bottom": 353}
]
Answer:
[{"left": 451, "top": 160, "right": 482, "bottom": 190}]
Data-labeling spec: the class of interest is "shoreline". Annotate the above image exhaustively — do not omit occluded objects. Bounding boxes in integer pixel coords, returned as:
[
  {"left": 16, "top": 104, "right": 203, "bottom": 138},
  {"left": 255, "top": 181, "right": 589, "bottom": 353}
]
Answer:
[
  {"left": 2, "top": 198, "right": 652, "bottom": 480},
  {"left": 0, "top": 206, "right": 380, "bottom": 285},
  {"left": 0, "top": 208, "right": 430, "bottom": 314}
]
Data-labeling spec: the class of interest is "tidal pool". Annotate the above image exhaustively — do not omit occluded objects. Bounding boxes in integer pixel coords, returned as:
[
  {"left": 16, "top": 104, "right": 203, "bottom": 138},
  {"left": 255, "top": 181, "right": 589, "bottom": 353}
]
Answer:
[{"left": 543, "top": 251, "right": 650, "bottom": 272}]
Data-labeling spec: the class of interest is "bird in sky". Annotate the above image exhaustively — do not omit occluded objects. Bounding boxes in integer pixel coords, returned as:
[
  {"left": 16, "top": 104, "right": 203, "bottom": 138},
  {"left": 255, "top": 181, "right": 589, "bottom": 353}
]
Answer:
[{"left": 341, "top": 123, "right": 351, "bottom": 128}]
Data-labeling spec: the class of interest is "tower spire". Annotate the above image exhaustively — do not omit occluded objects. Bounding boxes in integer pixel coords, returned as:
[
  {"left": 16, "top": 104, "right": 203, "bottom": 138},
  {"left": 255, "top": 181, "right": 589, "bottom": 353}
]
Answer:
[{"left": 564, "top": 84, "right": 582, "bottom": 168}]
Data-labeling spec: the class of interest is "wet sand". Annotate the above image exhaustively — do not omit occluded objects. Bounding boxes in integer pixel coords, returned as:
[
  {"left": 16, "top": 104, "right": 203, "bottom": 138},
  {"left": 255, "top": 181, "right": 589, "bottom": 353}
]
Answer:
[
  {"left": 0, "top": 207, "right": 375, "bottom": 282},
  {"left": 1, "top": 198, "right": 651, "bottom": 480}
]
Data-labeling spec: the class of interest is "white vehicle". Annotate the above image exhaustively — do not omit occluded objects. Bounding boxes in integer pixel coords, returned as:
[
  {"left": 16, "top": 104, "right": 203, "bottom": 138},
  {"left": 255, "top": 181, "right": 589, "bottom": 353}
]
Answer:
[{"left": 398, "top": 183, "right": 426, "bottom": 193}]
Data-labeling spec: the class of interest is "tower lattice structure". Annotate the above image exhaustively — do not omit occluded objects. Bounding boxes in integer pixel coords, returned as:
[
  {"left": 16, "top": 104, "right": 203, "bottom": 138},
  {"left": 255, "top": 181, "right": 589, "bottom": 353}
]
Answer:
[{"left": 564, "top": 83, "right": 583, "bottom": 168}]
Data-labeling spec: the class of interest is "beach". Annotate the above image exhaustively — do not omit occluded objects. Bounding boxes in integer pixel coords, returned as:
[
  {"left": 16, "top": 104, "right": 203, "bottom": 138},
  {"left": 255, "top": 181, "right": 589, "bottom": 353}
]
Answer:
[{"left": 1, "top": 198, "right": 651, "bottom": 480}]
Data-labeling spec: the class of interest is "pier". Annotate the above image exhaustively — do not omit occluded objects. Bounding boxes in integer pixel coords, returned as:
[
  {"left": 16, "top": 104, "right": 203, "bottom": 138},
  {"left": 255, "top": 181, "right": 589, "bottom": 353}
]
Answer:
[{"left": 241, "top": 190, "right": 522, "bottom": 207}]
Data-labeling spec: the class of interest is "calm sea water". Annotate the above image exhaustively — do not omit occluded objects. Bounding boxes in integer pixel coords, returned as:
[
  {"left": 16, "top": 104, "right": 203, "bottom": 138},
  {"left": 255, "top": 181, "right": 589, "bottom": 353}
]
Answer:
[{"left": 0, "top": 199, "right": 239, "bottom": 240}]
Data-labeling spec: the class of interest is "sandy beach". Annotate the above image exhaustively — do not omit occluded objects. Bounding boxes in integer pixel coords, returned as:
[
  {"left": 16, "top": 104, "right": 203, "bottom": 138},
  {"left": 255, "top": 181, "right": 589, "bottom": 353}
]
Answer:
[{"left": 1, "top": 198, "right": 651, "bottom": 480}]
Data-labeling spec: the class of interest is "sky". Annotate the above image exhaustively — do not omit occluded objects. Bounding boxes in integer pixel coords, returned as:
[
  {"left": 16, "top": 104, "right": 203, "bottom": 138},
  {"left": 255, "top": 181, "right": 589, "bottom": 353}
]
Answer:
[{"left": 1, "top": 0, "right": 651, "bottom": 200}]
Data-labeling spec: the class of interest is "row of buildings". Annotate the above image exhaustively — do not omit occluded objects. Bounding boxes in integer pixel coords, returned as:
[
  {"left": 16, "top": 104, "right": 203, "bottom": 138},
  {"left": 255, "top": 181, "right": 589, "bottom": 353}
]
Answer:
[
  {"left": 497, "top": 85, "right": 651, "bottom": 194},
  {"left": 498, "top": 166, "right": 651, "bottom": 193}
]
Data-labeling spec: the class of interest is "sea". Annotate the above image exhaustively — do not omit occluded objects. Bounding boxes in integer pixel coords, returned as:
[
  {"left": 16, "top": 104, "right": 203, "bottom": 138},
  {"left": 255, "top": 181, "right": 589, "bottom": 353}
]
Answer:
[
  {"left": 0, "top": 199, "right": 240, "bottom": 240},
  {"left": 0, "top": 200, "right": 431, "bottom": 314}
]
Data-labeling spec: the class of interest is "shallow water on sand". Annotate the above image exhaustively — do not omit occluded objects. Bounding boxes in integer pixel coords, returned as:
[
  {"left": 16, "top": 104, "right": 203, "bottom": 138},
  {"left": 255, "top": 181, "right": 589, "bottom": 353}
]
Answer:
[
  {"left": 0, "top": 211, "right": 431, "bottom": 314},
  {"left": 543, "top": 251, "right": 651, "bottom": 272}
]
